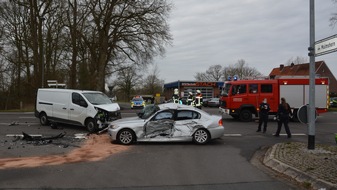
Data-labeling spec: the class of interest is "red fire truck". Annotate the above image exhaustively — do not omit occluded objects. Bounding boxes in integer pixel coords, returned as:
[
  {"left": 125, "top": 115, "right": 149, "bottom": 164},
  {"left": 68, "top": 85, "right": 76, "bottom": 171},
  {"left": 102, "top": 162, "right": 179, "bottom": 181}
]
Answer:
[{"left": 219, "top": 77, "right": 329, "bottom": 121}]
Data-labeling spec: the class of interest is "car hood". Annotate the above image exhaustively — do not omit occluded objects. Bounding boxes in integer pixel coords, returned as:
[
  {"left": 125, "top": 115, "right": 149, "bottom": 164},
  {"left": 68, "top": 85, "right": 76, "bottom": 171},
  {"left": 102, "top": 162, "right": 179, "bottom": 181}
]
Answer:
[
  {"left": 95, "top": 103, "right": 120, "bottom": 112},
  {"left": 132, "top": 100, "right": 143, "bottom": 103},
  {"left": 111, "top": 116, "right": 145, "bottom": 127}
]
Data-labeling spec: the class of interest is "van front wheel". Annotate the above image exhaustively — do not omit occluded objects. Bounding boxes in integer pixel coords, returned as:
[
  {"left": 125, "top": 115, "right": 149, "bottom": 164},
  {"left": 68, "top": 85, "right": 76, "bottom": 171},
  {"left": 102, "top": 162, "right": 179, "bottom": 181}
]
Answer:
[
  {"left": 39, "top": 113, "right": 49, "bottom": 126},
  {"left": 86, "top": 118, "right": 98, "bottom": 133}
]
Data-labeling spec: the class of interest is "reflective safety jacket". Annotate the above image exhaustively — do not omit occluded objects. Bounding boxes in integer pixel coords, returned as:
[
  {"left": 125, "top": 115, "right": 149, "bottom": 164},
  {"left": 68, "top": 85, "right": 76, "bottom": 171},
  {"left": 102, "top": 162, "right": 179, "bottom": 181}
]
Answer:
[
  {"left": 172, "top": 94, "right": 180, "bottom": 104},
  {"left": 187, "top": 95, "right": 195, "bottom": 106},
  {"left": 195, "top": 93, "right": 203, "bottom": 108}
]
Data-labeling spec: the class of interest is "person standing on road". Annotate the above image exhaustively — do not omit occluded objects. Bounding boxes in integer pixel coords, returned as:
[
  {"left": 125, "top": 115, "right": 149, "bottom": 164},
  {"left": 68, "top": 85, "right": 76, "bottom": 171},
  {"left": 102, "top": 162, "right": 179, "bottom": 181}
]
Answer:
[
  {"left": 195, "top": 90, "right": 203, "bottom": 109},
  {"left": 274, "top": 97, "right": 292, "bottom": 138},
  {"left": 172, "top": 89, "right": 181, "bottom": 104},
  {"left": 256, "top": 98, "right": 270, "bottom": 133},
  {"left": 186, "top": 91, "right": 195, "bottom": 106}
]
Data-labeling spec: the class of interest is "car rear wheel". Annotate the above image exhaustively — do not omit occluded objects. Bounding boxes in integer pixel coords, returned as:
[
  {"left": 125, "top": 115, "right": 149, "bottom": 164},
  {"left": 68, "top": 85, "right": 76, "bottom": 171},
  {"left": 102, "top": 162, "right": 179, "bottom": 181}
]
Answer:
[
  {"left": 193, "top": 129, "right": 210, "bottom": 145},
  {"left": 39, "top": 112, "right": 49, "bottom": 126},
  {"left": 117, "top": 129, "right": 135, "bottom": 145}
]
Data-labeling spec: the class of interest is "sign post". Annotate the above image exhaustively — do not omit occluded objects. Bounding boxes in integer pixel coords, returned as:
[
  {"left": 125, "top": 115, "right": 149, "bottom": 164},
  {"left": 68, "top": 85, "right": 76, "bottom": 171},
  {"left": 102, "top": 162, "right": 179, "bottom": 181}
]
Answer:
[
  {"left": 315, "top": 34, "right": 337, "bottom": 57},
  {"left": 308, "top": 0, "right": 316, "bottom": 150}
]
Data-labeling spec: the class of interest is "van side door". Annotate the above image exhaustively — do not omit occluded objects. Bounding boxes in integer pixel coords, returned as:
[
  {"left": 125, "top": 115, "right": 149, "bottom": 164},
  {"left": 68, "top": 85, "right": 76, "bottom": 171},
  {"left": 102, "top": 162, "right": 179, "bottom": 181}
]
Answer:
[
  {"left": 69, "top": 92, "right": 88, "bottom": 125},
  {"left": 51, "top": 91, "right": 70, "bottom": 121}
]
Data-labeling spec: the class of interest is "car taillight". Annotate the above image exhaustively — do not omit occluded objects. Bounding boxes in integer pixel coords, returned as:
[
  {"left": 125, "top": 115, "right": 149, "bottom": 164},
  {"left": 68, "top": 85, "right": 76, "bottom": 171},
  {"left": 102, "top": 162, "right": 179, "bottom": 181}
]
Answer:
[{"left": 218, "top": 119, "right": 223, "bottom": 126}]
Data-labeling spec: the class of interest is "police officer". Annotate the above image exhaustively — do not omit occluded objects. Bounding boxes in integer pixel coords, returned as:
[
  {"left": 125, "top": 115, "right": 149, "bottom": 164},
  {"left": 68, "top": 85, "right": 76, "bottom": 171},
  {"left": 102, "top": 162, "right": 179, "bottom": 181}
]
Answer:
[
  {"left": 172, "top": 88, "right": 180, "bottom": 104},
  {"left": 274, "top": 97, "right": 292, "bottom": 138},
  {"left": 256, "top": 98, "right": 270, "bottom": 133},
  {"left": 195, "top": 90, "right": 203, "bottom": 109}
]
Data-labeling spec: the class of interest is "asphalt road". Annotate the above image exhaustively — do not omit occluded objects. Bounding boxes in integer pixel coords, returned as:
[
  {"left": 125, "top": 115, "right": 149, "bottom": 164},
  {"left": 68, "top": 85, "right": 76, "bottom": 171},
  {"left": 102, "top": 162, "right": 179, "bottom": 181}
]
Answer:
[{"left": 0, "top": 107, "right": 336, "bottom": 190}]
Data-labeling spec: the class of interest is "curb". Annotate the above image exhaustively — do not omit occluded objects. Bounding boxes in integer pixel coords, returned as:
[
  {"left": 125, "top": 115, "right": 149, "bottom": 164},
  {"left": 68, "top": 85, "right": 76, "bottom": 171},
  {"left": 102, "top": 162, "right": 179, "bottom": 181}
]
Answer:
[{"left": 263, "top": 143, "right": 337, "bottom": 190}]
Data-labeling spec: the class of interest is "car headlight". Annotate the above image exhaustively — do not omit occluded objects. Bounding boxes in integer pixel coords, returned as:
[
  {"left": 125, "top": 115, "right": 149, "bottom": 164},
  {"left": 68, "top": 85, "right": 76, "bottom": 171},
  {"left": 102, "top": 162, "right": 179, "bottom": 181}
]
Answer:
[{"left": 109, "top": 124, "right": 119, "bottom": 129}]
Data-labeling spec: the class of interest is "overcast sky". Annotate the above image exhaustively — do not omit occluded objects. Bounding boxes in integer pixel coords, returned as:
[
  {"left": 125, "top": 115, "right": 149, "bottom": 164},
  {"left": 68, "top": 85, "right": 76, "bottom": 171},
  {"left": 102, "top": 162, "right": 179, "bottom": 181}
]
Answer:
[{"left": 154, "top": 0, "right": 337, "bottom": 83}]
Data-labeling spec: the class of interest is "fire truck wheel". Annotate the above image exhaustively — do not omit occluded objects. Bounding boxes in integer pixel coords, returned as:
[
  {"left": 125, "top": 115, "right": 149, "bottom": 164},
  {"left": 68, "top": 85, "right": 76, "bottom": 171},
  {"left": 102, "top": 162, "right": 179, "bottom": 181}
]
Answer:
[{"left": 239, "top": 109, "right": 252, "bottom": 122}]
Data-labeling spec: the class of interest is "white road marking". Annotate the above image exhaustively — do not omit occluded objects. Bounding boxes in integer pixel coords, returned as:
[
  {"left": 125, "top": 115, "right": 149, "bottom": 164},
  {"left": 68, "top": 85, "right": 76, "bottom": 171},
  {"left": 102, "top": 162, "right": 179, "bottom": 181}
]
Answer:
[
  {"left": 0, "top": 122, "right": 39, "bottom": 125},
  {"left": 275, "top": 133, "right": 306, "bottom": 136},
  {"left": 6, "top": 134, "right": 42, "bottom": 137},
  {"left": 223, "top": 134, "right": 242, "bottom": 137},
  {"left": 223, "top": 133, "right": 307, "bottom": 137}
]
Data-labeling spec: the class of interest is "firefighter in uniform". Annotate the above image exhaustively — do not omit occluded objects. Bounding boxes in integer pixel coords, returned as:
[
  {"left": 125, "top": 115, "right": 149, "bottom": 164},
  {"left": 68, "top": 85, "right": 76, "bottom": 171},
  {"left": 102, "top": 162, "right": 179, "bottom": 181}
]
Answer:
[
  {"left": 172, "top": 88, "right": 180, "bottom": 104},
  {"left": 195, "top": 90, "right": 203, "bottom": 109},
  {"left": 187, "top": 91, "right": 195, "bottom": 106}
]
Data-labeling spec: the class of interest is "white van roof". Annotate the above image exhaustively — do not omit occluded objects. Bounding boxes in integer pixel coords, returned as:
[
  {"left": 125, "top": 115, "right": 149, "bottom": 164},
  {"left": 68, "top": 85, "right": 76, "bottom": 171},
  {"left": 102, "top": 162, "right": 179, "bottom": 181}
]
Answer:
[{"left": 38, "top": 88, "right": 102, "bottom": 94}]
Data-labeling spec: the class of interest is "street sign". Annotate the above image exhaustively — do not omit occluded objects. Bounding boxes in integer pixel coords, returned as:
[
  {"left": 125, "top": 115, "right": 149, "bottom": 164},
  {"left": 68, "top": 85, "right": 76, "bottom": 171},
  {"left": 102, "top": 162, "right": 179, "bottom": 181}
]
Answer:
[
  {"left": 315, "top": 34, "right": 337, "bottom": 57},
  {"left": 297, "top": 105, "right": 308, "bottom": 124},
  {"left": 297, "top": 104, "right": 317, "bottom": 124}
]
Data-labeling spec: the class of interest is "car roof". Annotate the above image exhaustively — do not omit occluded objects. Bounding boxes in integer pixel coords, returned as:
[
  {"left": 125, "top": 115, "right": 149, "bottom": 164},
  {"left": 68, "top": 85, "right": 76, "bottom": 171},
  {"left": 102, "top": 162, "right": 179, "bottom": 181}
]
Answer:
[{"left": 158, "top": 103, "right": 192, "bottom": 110}]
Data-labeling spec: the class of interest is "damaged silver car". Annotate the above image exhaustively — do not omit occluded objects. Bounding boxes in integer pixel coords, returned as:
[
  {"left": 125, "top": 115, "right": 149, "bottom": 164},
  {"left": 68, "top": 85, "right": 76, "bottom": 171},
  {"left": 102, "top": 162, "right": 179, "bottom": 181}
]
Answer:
[{"left": 107, "top": 103, "right": 225, "bottom": 145}]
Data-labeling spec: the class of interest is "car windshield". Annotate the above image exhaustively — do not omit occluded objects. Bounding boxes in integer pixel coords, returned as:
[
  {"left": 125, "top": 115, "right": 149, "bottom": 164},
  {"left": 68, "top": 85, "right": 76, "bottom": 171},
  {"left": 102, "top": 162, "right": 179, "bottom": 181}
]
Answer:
[
  {"left": 138, "top": 104, "right": 160, "bottom": 119},
  {"left": 83, "top": 92, "right": 112, "bottom": 105},
  {"left": 132, "top": 98, "right": 143, "bottom": 101}
]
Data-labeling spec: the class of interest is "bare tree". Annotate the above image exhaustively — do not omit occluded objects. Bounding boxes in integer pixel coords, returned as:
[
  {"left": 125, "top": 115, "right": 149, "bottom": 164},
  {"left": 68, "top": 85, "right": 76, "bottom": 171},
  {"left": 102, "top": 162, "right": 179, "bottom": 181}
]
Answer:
[
  {"left": 0, "top": 0, "right": 172, "bottom": 109},
  {"left": 194, "top": 64, "right": 223, "bottom": 81},
  {"left": 285, "top": 56, "right": 308, "bottom": 65},
  {"left": 114, "top": 65, "right": 143, "bottom": 101},
  {"left": 194, "top": 72, "right": 212, "bottom": 81},
  {"left": 141, "top": 64, "right": 164, "bottom": 95},
  {"left": 78, "top": 0, "right": 172, "bottom": 91},
  {"left": 330, "top": 0, "right": 337, "bottom": 27},
  {"left": 222, "top": 59, "right": 262, "bottom": 80}
]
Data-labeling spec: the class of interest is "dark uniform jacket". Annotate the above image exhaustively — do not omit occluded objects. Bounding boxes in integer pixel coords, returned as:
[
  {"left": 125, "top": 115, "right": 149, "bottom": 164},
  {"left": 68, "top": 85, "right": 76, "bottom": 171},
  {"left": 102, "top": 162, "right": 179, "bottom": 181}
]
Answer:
[{"left": 259, "top": 102, "right": 270, "bottom": 116}]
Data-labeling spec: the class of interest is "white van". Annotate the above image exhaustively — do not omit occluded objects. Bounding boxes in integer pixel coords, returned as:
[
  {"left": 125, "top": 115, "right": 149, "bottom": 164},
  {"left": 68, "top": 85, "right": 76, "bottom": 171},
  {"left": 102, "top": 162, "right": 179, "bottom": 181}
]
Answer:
[{"left": 35, "top": 88, "right": 121, "bottom": 132}]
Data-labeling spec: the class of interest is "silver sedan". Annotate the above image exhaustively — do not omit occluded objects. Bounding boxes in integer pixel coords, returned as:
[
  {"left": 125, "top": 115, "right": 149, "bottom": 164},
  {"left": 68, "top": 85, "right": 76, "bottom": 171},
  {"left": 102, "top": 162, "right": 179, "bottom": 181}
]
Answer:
[{"left": 107, "top": 103, "right": 225, "bottom": 145}]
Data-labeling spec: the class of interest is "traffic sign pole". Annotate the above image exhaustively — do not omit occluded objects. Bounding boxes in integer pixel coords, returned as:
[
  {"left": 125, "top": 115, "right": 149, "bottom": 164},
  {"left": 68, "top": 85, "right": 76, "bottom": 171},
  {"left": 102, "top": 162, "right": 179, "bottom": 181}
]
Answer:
[{"left": 308, "top": 0, "right": 315, "bottom": 150}]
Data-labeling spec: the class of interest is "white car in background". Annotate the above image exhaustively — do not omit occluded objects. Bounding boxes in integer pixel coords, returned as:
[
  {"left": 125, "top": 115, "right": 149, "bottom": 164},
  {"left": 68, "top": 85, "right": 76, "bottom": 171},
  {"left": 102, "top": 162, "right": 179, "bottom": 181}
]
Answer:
[{"left": 108, "top": 103, "right": 225, "bottom": 145}]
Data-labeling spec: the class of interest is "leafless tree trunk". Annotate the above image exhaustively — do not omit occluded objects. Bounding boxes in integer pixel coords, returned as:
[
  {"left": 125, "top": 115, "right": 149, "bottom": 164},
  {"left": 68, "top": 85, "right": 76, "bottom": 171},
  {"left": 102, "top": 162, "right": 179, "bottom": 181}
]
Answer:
[{"left": 142, "top": 64, "right": 164, "bottom": 95}]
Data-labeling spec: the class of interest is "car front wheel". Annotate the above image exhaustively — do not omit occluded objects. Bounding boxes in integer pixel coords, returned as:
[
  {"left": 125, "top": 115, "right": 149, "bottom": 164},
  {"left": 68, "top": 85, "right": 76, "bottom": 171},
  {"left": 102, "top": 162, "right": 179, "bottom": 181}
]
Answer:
[
  {"left": 193, "top": 129, "right": 210, "bottom": 145},
  {"left": 117, "top": 129, "right": 135, "bottom": 145}
]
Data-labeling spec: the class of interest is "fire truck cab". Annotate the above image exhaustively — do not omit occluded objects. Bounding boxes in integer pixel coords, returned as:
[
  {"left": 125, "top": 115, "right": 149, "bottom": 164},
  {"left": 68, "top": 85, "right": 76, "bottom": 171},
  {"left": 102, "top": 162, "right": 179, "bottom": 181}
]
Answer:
[{"left": 219, "top": 77, "right": 329, "bottom": 122}]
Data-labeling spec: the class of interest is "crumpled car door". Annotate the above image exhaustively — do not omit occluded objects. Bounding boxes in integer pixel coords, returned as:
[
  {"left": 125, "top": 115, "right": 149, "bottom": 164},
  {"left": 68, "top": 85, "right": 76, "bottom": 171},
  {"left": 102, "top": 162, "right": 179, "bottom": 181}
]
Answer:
[
  {"left": 144, "top": 119, "right": 175, "bottom": 138},
  {"left": 172, "top": 120, "right": 199, "bottom": 137}
]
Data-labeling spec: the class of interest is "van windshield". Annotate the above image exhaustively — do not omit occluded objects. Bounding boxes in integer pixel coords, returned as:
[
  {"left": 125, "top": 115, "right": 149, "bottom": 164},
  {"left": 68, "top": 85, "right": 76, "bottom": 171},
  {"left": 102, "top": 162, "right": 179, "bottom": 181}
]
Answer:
[{"left": 83, "top": 92, "right": 112, "bottom": 105}]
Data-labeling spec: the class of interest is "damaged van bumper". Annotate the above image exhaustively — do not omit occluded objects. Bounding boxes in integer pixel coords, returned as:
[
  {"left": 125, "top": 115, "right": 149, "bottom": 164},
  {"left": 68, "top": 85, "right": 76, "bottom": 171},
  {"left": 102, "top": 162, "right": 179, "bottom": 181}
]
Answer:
[{"left": 95, "top": 108, "right": 121, "bottom": 130}]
